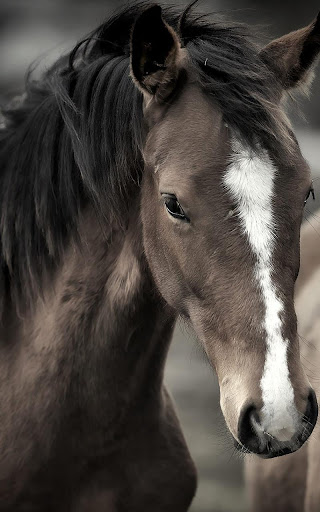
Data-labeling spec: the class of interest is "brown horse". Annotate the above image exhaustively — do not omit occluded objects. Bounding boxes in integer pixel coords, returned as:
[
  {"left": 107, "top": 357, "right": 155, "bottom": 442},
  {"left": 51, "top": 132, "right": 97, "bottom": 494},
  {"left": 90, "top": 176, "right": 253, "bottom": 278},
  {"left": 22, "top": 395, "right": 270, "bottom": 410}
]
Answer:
[
  {"left": 246, "top": 210, "right": 320, "bottom": 512},
  {"left": 0, "top": 3, "right": 319, "bottom": 510}
]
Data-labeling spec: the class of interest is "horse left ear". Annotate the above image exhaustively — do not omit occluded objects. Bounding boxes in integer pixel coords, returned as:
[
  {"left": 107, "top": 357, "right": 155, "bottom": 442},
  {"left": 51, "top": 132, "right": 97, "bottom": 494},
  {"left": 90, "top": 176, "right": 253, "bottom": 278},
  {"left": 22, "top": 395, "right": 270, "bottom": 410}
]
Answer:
[
  {"left": 130, "top": 5, "right": 182, "bottom": 101},
  {"left": 260, "top": 13, "right": 320, "bottom": 91}
]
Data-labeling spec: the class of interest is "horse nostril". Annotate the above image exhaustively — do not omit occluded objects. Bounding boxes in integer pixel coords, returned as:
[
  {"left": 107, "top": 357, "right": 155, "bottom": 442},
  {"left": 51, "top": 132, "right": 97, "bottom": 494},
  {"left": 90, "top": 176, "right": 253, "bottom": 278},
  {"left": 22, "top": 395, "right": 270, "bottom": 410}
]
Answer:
[
  {"left": 238, "top": 404, "right": 261, "bottom": 452},
  {"left": 304, "top": 389, "right": 318, "bottom": 431}
]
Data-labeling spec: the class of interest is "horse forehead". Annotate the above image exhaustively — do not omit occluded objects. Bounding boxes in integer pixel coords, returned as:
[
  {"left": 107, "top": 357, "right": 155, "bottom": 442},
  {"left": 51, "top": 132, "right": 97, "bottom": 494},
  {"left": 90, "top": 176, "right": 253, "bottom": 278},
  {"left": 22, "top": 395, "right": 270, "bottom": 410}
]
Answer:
[
  {"left": 223, "top": 141, "right": 308, "bottom": 275},
  {"left": 226, "top": 138, "right": 309, "bottom": 212},
  {"left": 225, "top": 145, "right": 276, "bottom": 239},
  {"left": 151, "top": 83, "right": 224, "bottom": 156}
]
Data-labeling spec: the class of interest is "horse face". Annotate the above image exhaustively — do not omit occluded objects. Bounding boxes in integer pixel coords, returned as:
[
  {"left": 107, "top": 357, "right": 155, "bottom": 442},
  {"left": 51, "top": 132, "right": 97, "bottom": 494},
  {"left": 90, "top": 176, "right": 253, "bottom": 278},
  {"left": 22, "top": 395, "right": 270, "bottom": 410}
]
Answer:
[{"left": 131, "top": 6, "right": 320, "bottom": 457}]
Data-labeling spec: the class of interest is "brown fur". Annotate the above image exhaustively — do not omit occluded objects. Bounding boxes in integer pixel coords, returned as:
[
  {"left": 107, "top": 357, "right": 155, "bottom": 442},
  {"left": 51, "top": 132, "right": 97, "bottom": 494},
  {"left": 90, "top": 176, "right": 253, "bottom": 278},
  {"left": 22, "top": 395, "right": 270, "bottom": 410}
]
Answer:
[
  {"left": 137, "top": 17, "right": 317, "bottom": 449},
  {"left": 1, "top": 5, "right": 320, "bottom": 509},
  {"left": 0, "top": 208, "right": 197, "bottom": 510}
]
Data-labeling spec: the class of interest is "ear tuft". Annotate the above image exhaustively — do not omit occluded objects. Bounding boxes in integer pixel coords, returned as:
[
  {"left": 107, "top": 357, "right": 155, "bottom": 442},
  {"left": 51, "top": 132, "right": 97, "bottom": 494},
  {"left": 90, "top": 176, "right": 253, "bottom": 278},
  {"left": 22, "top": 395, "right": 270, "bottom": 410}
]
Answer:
[{"left": 130, "top": 5, "right": 181, "bottom": 99}]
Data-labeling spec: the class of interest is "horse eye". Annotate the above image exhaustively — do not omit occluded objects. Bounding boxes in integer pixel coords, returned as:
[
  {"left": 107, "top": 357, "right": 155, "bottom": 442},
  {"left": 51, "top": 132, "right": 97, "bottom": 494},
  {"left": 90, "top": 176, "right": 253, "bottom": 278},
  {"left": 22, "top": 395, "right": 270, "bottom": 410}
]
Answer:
[
  {"left": 162, "top": 194, "right": 189, "bottom": 222},
  {"left": 304, "top": 181, "right": 315, "bottom": 207}
]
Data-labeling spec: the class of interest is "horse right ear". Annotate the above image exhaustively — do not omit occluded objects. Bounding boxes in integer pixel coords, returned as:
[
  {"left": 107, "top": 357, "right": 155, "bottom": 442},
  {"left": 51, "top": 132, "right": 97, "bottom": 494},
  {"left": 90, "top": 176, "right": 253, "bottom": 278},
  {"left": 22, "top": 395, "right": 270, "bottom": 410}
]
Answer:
[
  {"left": 260, "top": 14, "right": 320, "bottom": 92},
  {"left": 130, "top": 5, "right": 182, "bottom": 102}
]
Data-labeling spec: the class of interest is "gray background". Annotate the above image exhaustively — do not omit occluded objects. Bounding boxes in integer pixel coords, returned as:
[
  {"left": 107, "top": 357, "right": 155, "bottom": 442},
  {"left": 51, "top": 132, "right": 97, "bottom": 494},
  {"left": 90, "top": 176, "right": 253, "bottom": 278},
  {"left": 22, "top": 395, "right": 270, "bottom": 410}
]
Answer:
[{"left": 1, "top": 1, "right": 319, "bottom": 511}]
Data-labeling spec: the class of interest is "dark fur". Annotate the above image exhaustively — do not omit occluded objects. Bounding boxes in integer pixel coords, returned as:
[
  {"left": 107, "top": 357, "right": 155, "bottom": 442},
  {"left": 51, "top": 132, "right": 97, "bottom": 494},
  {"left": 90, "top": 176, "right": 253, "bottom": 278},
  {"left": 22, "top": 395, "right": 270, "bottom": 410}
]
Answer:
[{"left": 0, "top": 2, "right": 284, "bottom": 315}]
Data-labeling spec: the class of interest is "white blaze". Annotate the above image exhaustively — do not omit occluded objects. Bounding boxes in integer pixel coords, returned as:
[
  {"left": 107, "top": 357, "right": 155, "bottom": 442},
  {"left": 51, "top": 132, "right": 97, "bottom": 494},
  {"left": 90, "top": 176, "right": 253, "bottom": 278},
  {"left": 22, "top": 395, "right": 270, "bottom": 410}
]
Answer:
[{"left": 223, "top": 139, "right": 298, "bottom": 441}]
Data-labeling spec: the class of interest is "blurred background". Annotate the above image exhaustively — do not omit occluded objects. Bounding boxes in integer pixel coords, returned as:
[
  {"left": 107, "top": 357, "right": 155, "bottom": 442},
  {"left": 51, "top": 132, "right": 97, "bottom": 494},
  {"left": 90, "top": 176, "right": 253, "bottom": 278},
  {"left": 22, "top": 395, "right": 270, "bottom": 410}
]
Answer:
[{"left": 1, "top": 1, "right": 319, "bottom": 511}]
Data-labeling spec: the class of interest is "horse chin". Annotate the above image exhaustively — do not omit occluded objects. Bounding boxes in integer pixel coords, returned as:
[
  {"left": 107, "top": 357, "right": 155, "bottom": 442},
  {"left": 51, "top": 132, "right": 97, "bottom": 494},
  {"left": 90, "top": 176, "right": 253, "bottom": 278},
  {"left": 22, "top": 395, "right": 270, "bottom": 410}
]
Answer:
[
  {"left": 258, "top": 446, "right": 298, "bottom": 459},
  {"left": 233, "top": 436, "right": 306, "bottom": 459}
]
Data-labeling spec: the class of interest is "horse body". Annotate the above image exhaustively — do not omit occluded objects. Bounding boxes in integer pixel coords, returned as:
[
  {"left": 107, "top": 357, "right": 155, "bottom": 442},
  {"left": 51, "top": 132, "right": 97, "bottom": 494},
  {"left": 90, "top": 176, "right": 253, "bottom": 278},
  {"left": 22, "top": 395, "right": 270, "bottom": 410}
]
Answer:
[
  {"left": 1, "top": 3, "right": 320, "bottom": 510},
  {"left": 246, "top": 213, "right": 320, "bottom": 512}
]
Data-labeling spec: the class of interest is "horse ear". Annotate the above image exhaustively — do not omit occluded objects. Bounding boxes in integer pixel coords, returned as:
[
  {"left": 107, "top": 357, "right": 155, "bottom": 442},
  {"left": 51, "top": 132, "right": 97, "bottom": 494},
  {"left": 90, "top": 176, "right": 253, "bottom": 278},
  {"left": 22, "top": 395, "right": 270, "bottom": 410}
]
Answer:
[
  {"left": 130, "top": 5, "right": 182, "bottom": 101},
  {"left": 260, "top": 14, "right": 320, "bottom": 91}
]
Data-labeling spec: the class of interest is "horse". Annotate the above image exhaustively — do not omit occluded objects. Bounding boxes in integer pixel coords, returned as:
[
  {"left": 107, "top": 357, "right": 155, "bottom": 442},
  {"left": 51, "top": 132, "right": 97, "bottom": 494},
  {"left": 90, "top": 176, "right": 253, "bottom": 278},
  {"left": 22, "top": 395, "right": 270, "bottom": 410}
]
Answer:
[
  {"left": 245, "top": 210, "right": 320, "bottom": 512},
  {"left": 0, "top": 2, "right": 319, "bottom": 510}
]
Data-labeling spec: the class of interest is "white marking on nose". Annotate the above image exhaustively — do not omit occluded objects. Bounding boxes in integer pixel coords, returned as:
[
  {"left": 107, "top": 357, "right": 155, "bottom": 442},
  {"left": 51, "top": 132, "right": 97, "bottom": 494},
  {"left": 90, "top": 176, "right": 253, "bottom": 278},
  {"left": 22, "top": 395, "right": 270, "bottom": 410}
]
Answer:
[{"left": 223, "top": 139, "right": 299, "bottom": 441}]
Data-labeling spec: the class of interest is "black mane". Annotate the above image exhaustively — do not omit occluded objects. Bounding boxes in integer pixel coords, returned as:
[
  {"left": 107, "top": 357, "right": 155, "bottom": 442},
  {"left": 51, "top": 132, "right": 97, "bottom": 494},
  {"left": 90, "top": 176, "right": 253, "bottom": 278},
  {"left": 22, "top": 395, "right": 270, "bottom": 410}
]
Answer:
[{"left": 0, "top": 2, "right": 285, "bottom": 312}]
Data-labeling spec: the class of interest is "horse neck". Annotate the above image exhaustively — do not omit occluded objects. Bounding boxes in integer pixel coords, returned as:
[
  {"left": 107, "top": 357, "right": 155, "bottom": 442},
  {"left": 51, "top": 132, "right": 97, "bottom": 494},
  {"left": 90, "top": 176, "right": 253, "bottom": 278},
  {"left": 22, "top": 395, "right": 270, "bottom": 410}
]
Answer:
[
  {"left": 0, "top": 204, "right": 176, "bottom": 487},
  {"left": 17, "top": 205, "right": 176, "bottom": 407}
]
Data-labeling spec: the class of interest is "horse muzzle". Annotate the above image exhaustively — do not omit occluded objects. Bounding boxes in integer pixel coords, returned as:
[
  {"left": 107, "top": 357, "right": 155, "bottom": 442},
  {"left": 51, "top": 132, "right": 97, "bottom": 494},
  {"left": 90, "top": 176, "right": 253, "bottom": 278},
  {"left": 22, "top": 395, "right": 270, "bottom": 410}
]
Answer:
[{"left": 235, "top": 389, "right": 318, "bottom": 458}]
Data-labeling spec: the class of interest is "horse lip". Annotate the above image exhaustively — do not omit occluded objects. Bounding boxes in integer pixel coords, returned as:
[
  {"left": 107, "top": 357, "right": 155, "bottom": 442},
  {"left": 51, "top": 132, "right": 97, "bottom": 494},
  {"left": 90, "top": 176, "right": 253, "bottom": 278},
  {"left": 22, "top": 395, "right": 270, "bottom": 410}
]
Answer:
[
  {"left": 233, "top": 439, "right": 298, "bottom": 458},
  {"left": 233, "top": 429, "right": 312, "bottom": 459},
  {"left": 257, "top": 444, "right": 299, "bottom": 459}
]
